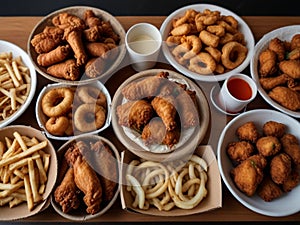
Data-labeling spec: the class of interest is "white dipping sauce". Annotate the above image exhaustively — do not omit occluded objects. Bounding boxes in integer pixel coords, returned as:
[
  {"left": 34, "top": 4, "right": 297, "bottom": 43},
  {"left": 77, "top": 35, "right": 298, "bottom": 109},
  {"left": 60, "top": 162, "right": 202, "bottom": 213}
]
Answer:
[{"left": 129, "top": 34, "right": 159, "bottom": 54}]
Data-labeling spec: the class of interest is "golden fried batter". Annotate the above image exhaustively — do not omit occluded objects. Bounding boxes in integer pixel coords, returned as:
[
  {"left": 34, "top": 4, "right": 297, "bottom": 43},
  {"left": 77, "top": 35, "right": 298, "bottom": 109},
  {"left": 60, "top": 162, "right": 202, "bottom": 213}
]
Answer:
[
  {"left": 270, "top": 153, "right": 292, "bottom": 185},
  {"left": 268, "top": 37, "right": 286, "bottom": 61},
  {"left": 282, "top": 169, "right": 300, "bottom": 192},
  {"left": 259, "top": 74, "right": 290, "bottom": 90},
  {"left": 291, "top": 34, "right": 300, "bottom": 50},
  {"left": 256, "top": 136, "right": 281, "bottom": 157},
  {"left": 257, "top": 177, "right": 283, "bottom": 202},
  {"left": 231, "top": 155, "right": 267, "bottom": 196},
  {"left": 268, "top": 86, "right": 300, "bottom": 111},
  {"left": 279, "top": 59, "right": 300, "bottom": 79},
  {"left": 226, "top": 141, "right": 255, "bottom": 163},
  {"left": 263, "top": 120, "right": 286, "bottom": 138},
  {"left": 281, "top": 133, "right": 300, "bottom": 166},
  {"left": 258, "top": 48, "right": 277, "bottom": 76},
  {"left": 236, "top": 121, "right": 260, "bottom": 143}
]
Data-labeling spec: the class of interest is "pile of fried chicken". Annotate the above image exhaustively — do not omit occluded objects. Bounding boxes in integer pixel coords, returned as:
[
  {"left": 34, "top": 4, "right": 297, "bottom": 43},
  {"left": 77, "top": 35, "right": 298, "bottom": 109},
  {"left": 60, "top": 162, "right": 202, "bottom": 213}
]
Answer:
[
  {"left": 258, "top": 33, "right": 300, "bottom": 111},
  {"left": 116, "top": 71, "right": 199, "bottom": 149},
  {"left": 54, "top": 139, "right": 118, "bottom": 215},
  {"left": 227, "top": 121, "right": 300, "bottom": 202}
]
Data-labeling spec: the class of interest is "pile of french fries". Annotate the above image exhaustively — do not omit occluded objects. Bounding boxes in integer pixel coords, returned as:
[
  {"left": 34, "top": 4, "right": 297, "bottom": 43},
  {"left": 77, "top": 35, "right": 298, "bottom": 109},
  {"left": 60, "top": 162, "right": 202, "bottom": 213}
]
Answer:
[
  {"left": 126, "top": 154, "right": 208, "bottom": 211},
  {"left": 0, "top": 131, "right": 50, "bottom": 211},
  {"left": 0, "top": 52, "right": 31, "bottom": 121}
]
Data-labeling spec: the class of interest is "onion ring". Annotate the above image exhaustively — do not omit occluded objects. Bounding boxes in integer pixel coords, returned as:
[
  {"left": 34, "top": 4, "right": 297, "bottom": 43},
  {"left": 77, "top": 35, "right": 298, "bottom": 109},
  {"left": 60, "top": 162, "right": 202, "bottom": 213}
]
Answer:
[
  {"left": 45, "top": 116, "right": 69, "bottom": 136},
  {"left": 73, "top": 103, "right": 106, "bottom": 132},
  {"left": 77, "top": 86, "right": 107, "bottom": 107},
  {"left": 41, "top": 87, "right": 74, "bottom": 117},
  {"left": 189, "top": 52, "right": 216, "bottom": 75},
  {"left": 221, "top": 41, "right": 248, "bottom": 69}
]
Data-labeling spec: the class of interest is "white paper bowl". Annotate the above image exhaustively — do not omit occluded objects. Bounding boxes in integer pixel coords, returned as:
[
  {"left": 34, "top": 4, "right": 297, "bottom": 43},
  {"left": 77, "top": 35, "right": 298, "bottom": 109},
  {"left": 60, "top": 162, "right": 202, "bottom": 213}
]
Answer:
[
  {"left": 217, "top": 109, "right": 300, "bottom": 217},
  {"left": 27, "top": 6, "right": 126, "bottom": 84},
  {"left": 51, "top": 135, "right": 120, "bottom": 221},
  {"left": 35, "top": 81, "right": 111, "bottom": 140},
  {"left": 0, "top": 125, "right": 57, "bottom": 221},
  {"left": 250, "top": 25, "right": 300, "bottom": 118},
  {"left": 0, "top": 40, "right": 37, "bottom": 128},
  {"left": 160, "top": 4, "right": 255, "bottom": 82}
]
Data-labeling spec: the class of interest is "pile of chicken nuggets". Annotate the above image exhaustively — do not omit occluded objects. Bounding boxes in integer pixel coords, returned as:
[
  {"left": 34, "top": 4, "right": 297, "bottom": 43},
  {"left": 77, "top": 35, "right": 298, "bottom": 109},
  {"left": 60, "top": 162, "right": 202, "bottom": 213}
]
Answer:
[{"left": 227, "top": 120, "right": 300, "bottom": 202}]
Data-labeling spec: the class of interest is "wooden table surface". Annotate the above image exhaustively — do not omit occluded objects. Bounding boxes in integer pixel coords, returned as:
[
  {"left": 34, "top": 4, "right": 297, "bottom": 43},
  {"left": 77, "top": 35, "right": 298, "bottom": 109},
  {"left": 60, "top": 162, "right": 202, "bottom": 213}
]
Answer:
[{"left": 0, "top": 16, "right": 299, "bottom": 222}]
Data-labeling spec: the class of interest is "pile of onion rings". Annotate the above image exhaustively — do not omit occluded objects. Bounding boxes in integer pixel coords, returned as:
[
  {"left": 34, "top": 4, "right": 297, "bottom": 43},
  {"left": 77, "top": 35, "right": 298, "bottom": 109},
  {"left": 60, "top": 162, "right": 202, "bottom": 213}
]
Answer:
[
  {"left": 125, "top": 154, "right": 208, "bottom": 211},
  {"left": 166, "top": 8, "right": 248, "bottom": 75}
]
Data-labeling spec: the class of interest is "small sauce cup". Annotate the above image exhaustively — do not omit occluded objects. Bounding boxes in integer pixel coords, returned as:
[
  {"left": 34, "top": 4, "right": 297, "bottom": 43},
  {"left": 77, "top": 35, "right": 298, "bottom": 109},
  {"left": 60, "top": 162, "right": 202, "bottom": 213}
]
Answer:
[
  {"left": 125, "top": 23, "right": 162, "bottom": 71},
  {"left": 217, "top": 74, "right": 257, "bottom": 113}
]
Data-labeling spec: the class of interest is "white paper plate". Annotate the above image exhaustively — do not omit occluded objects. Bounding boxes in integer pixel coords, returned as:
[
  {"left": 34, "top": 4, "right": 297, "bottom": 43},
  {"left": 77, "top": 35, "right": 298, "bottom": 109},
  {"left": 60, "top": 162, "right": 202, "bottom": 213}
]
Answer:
[
  {"left": 160, "top": 4, "right": 255, "bottom": 82},
  {"left": 217, "top": 109, "right": 300, "bottom": 217},
  {"left": 250, "top": 25, "right": 300, "bottom": 118}
]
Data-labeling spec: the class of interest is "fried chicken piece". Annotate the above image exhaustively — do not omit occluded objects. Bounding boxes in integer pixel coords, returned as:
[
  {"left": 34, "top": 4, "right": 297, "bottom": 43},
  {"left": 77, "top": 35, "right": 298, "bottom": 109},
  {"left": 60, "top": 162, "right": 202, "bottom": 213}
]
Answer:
[
  {"left": 84, "top": 57, "right": 105, "bottom": 78},
  {"left": 151, "top": 95, "right": 177, "bottom": 131},
  {"left": 268, "top": 86, "right": 300, "bottom": 111},
  {"left": 52, "top": 12, "right": 86, "bottom": 30},
  {"left": 84, "top": 9, "right": 102, "bottom": 27},
  {"left": 37, "top": 45, "right": 71, "bottom": 67},
  {"left": 291, "top": 34, "right": 300, "bottom": 50},
  {"left": 279, "top": 60, "right": 300, "bottom": 79},
  {"left": 236, "top": 121, "right": 260, "bottom": 143},
  {"left": 64, "top": 27, "right": 88, "bottom": 66},
  {"left": 259, "top": 74, "right": 290, "bottom": 91},
  {"left": 256, "top": 136, "right": 281, "bottom": 157},
  {"left": 281, "top": 133, "right": 300, "bottom": 166},
  {"left": 31, "top": 26, "right": 64, "bottom": 54},
  {"left": 116, "top": 100, "right": 154, "bottom": 131},
  {"left": 287, "top": 48, "right": 300, "bottom": 60},
  {"left": 54, "top": 167, "right": 80, "bottom": 213},
  {"left": 258, "top": 48, "right": 277, "bottom": 76},
  {"left": 65, "top": 141, "right": 102, "bottom": 215},
  {"left": 89, "top": 140, "right": 118, "bottom": 202},
  {"left": 282, "top": 169, "right": 300, "bottom": 192},
  {"left": 227, "top": 141, "right": 255, "bottom": 164},
  {"left": 231, "top": 155, "right": 267, "bottom": 196},
  {"left": 262, "top": 120, "right": 286, "bottom": 138},
  {"left": 257, "top": 176, "right": 283, "bottom": 202},
  {"left": 46, "top": 59, "right": 80, "bottom": 81},
  {"left": 270, "top": 153, "right": 292, "bottom": 185},
  {"left": 176, "top": 89, "right": 199, "bottom": 128},
  {"left": 86, "top": 42, "right": 110, "bottom": 58},
  {"left": 141, "top": 117, "right": 180, "bottom": 148},
  {"left": 121, "top": 72, "right": 168, "bottom": 101},
  {"left": 268, "top": 37, "right": 286, "bottom": 61},
  {"left": 83, "top": 26, "right": 101, "bottom": 42}
]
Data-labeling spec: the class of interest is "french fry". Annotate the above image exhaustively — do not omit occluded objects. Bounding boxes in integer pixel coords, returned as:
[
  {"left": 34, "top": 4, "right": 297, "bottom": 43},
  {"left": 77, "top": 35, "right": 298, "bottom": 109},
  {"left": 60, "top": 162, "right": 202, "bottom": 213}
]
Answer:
[
  {"left": 23, "top": 175, "right": 34, "bottom": 211},
  {"left": 28, "top": 158, "right": 41, "bottom": 203},
  {"left": 13, "top": 131, "right": 28, "bottom": 151}
]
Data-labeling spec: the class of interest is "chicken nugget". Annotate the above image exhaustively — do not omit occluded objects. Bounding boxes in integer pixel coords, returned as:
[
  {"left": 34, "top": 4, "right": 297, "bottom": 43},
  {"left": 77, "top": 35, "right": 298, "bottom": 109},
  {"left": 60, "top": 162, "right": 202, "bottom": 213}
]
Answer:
[
  {"left": 226, "top": 141, "right": 255, "bottom": 164},
  {"left": 256, "top": 136, "right": 281, "bottom": 157},
  {"left": 282, "top": 169, "right": 300, "bottom": 192},
  {"left": 236, "top": 121, "right": 260, "bottom": 143},
  {"left": 231, "top": 155, "right": 267, "bottom": 196},
  {"left": 281, "top": 133, "right": 300, "bottom": 166},
  {"left": 270, "top": 153, "right": 292, "bottom": 185},
  {"left": 263, "top": 121, "right": 286, "bottom": 138},
  {"left": 268, "top": 86, "right": 300, "bottom": 111},
  {"left": 257, "top": 176, "right": 283, "bottom": 202}
]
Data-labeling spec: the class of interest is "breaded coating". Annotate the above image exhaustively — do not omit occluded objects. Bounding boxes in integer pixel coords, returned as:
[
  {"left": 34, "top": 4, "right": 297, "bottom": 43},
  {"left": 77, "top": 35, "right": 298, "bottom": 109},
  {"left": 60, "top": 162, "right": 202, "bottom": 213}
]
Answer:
[
  {"left": 236, "top": 121, "right": 260, "bottom": 143},
  {"left": 268, "top": 86, "right": 300, "bottom": 111},
  {"left": 259, "top": 74, "right": 290, "bottom": 91},
  {"left": 268, "top": 37, "right": 286, "bottom": 61},
  {"left": 231, "top": 155, "right": 267, "bottom": 196},
  {"left": 291, "top": 34, "right": 300, "bottom": 50},
  {"left": 282, "top": 169, "right": 300, "bottom": 192},
  {"left": 258, "top": 48, "right": 277, "bottom": 76},
  {"left": 257, "top": 177, "right": 283, "bottom": 202},
  {"left": 270, "top": 153, "right": 292, "bottom": 185},
  {"left": 263, "top": 121, "right": 286, "bottom": 138},
  {"left": 279, "top": 60, "right": 300, "bottom": 79},
  {"left": 281, "top": 133, "right": 300, "bottom": 166},
  {"left": 256, "top": 136, "right": 281, "bottom": 157},
  {"left": 226, "top": 141, "right": 255, "bottom": 163}
]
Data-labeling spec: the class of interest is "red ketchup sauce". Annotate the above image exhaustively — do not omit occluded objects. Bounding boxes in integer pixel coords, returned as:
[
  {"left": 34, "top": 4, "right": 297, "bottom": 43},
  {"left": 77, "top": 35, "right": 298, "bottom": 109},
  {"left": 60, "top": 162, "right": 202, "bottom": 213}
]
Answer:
[{"left": 227, "top": 78, "right": 252, "bottom": 100}]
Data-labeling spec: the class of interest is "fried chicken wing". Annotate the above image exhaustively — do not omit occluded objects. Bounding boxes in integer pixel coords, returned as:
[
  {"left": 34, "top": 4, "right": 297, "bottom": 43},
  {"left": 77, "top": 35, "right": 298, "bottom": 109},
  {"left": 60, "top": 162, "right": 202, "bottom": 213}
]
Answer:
[
  {"left": 54, "top": 167, "right": 80, "bottom": 213},
  {"left": 268, "top": 86, "right": 300, "bottom": 111},
  {"left": 258, "top": 48, "right": 277, "bottom": 76},
  {"left": 226, "top": 141, "right": 255, "bottom": 164},
  {"left": 257, "top": 177, "right": 283, "bottom": 202},
  {"left": 270, "top": 153, "right": 292, "bottom": 185},
  {"left": 268, "top": 37, "right": 286, "bottom": 61},
  {"left": 116, "top": 100, "right": 154, "bottom": 131},
  {"left": 282, "top": 169, "right": 300, "bottom": 192},
  {"left": 278, "top": 60, "right": 300, "bottom": 79},
  {"left": 281, "top": 133, "right": 300, "bottom": 166},
  {"left": 52, "top": 12, "right": 86, "bottom": 30},
  {"left": 259, "top": 74, "right": 290, "bottom": 90},
  {"left": 262, "top": 120, "right": 286, "bottom": 138},
  {"left": 236, "top": 121, "right": 260, "bottom": 143},
  {"left": 231, "top": 155, "right": 267, "bottom": 196},
  {"left": 256, "top": 136, "right": 281, "bottom": 157},
  {"left": 121, "top": 72, "right": 168, "bottom": 101},
  {"left": 291, "top": 34, "right": 300, "bottom": 50},
  {"left": 141, "top": 117, "right": 180, "bottom": 147},
  {"left": 65, "top": 141, "right": 102, "bottom": 215},
  {"left": 151, "top": 95, "right": 177, "bottom": 131}
]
